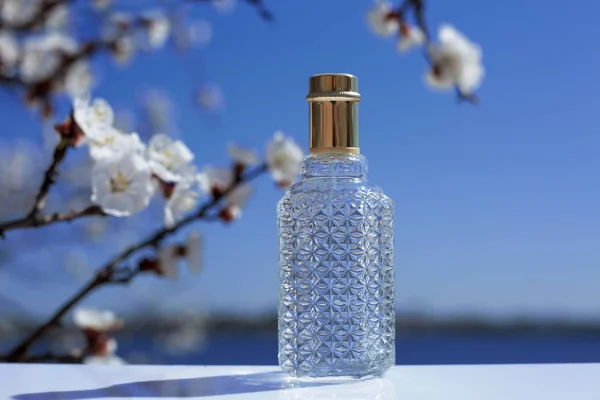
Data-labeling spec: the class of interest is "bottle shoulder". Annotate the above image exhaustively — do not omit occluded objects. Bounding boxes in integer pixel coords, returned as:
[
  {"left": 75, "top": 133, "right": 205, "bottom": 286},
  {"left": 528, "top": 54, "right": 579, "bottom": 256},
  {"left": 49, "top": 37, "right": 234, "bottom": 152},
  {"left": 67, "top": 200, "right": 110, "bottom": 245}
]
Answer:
[{"left": 278, "top": 179, "right": 393, "bottom": 208}]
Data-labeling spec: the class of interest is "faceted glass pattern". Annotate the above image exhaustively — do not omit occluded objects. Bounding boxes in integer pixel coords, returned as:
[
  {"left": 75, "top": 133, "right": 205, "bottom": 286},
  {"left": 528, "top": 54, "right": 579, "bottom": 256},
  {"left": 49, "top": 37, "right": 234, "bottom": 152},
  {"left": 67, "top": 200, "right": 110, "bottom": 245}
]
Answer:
[{"left": 278, "top": 153, "right": 395, "bottom": 378}]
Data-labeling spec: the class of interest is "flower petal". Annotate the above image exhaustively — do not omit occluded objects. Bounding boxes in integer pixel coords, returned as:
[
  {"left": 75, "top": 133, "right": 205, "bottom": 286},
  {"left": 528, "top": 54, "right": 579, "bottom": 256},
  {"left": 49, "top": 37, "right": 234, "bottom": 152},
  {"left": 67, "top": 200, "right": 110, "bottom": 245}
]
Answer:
[
  {"left": 366, "top": 2, "right": 399, "bottom": 37},
  {"left": 84, "top": 354, "right": 126, "bottom": 365},
  {"left": 227, "top": 143, "right": 259, "bottom": 166},
  {"left": 73, "top": 308, "right": 121, "bottom": 332},
  {"left": 425, "top": 24, "right": 484, "bottom": 95},
  {"left": 158, "top": 246, "right": 179, "bottom": 279}
]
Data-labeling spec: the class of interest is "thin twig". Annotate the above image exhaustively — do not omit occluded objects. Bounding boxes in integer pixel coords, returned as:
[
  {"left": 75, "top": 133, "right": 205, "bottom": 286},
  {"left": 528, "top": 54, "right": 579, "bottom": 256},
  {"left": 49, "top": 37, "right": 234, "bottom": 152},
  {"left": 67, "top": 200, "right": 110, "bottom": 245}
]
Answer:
[
  {"left": 4, "top": 265, "right": 139, "bottom": 362},
  {"left": 108, "top": 267, "right": 140, "bottom": 284},
  {"left": 3, "top": 163, "right": 268, "bottom": 361},
  {"left": 0, "top": 205, "right": 106, "bottom": 234},
  {"left": 244, "top": 0, "right": 274, "bottom": 21},
  {"left": 408, "top": 0, "right": 430, "bottom": 42},
  {"left": 456, "top": 88, "right": 480, "bottom": 105},
  {"left": 99, "top": 163, "right": 268, "bottom": 269},
  {"left": 28, "top": 139, "right": 70, "bottom": 217},
  {"left": 0, "top": 116, "right": 105, "bottom": 237},
  {"left": 0, "top": 136, "right": 72, "bottom": 238},
  {"left": 5, "top": 272, "right": 104, "bottom": 361}
]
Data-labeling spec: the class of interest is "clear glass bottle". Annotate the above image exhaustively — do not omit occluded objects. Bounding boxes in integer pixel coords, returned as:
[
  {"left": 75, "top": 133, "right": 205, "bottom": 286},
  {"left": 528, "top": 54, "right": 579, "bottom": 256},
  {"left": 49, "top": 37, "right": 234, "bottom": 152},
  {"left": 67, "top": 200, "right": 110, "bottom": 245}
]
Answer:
[{"left": 277, "top": 74, "right": 395, "bottom": 379}]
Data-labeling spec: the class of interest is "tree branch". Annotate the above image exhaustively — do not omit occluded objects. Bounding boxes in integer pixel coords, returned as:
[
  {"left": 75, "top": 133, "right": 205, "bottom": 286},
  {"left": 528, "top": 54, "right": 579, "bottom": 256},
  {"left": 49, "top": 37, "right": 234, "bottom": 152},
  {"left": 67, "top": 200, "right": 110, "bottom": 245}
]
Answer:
[
  {"left": 28, "top": 139, "right": 70, "bottom": 217},
  {"left": 5, "top": 271, "right": 105, "bottom": 361},
  {"left": 0, "top": 205, "right": 106, "bottom": 234},
  {"left": 407, "top": 0, "right": 430, "bottom": 43},
  {"left": 3, "top": 163, "right": 269, "bottom": 361},
  {"left": 0, "top": 112, "right": 106, "bottom": 237},
  {"left": 0, "top": 135, "right": 73, "bottom": 238},
  {"left": 244, "top": 0, "right": 273, "bottom": 21},
  {"left": 100, "top": 163, "right": 268, "bottom": 268}
]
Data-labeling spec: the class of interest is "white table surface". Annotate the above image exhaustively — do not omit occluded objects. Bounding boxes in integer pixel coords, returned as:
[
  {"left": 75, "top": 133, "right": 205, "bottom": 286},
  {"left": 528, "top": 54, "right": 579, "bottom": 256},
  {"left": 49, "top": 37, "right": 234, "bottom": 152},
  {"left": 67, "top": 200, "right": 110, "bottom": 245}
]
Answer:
[{"left": 0, "top": 363, "right": 598, "bottom": 400}]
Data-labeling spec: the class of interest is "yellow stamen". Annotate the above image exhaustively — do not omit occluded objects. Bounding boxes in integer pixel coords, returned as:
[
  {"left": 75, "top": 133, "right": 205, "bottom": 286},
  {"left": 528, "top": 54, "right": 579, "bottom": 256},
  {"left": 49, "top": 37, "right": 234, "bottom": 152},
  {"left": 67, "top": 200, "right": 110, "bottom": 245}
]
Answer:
[{"left": 110, "top": 172, "right": 130, "bottom": 194}]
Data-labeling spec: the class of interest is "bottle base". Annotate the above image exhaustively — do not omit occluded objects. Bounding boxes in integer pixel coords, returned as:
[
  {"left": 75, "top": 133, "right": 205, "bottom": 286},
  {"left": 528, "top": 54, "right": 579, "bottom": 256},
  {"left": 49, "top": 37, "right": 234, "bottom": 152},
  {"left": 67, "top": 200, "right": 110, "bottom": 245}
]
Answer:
[{"left": 281, "top": 362, "right": 391, "bottom": 381}]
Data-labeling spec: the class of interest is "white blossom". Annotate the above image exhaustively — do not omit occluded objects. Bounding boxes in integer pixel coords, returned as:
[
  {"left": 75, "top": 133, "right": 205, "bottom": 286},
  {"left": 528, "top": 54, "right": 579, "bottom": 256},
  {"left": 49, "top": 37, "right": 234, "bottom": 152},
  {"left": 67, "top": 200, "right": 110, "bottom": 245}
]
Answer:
[
  {"left": 83, "top": 337, "right": 125, "bottom": 365},
  {"left": 158, "top": 245, "right": 178, "bottom": 279},
  {"left": 228, "top": 184, "right": 252, "bottom": 207},
  {"left": 164, "top": 181, "right": 199, "bottom": 227},
  {"left": 145, "top": 12, "right": 171, "bottom": 49},
  {"left": 73, "top": 308, "right": 122, "bottom": 332},
  {"left": 113, "top": 109, "right": 137, "bottom": 133},
  {"left": 426, "top": 24, "right": 484, "bottom": 95},
  {"left": 1, "top": 0, "right": 40, "bottom": 25},
  {"left": 228, "top": 143, "right": 259, "bottom": 167},
  {"left": 224, "top": 184, "right": 253, "bottom": 220},
  {"left": 197, "top": 166, "right": 232, "bottom": 193},
  {"left": 102, "top": 12, "right": 131, "bottom": 40},
  {"left": 266, "top": 132, "right": 303, "bottom": 186},
  {"left": 176, "top": 163, "right": 200, "bottom": 183},
  {"left": 143, "top": 89, "right": 172, "bottom": 133},
  {"left": 92, "top": 0, "right": 112, "bottom": 11},
  {"left": 160, "top": 309, "right": 207, "bottom": 355},
  {"left": 196, "top": 166, "right": 252, "bottom": 220},
  {"left": 74, "top": 97, "right": 114, "bottom": 136},
  {"left": 398, "top": 24, "right": 425, "bottom": 53},
  {"left": 86, "top": 125, "right": 145, "bottom": 161},
  {"left": 212, "top": 0, "right": 237, "bottom": 14},
  {"left": 91, "top": 152, "right": 155, "bottom": 216},
  {"left": 196, "top": 84, "right": 225, "bottom": 112},
  {"left": 113, "top": 36, "right": 136, "bottom": 64},
  {"left": 104, "top": 338, "right": 117, "bottom": 354},
  {"left": 162, "top": 325, "right": 205, "bottom": 355},
  {"left": 182, "top": 20, "right": 212, "bottom": 48},
  {"left": 367, "top": 1, "right": 399, "bottom": 37},
  {"left": 0, "top": 31, "right": 18, "bottom": 72},
  {"left": 148, "top": 133, "right": 194, "bottom": 182},
  {"left": 63, "top": 62, "right": 93, "bottom": 99},
  {"left": 20, "top": 33, "right": 79, "bottom": 82},
  {"left": 84, "top": 354, "right": 126, "bottom": 365},
  {"left": 185, "top": 231, "right": 203, "bottom": 273},
  {"left": 45, "top": 3, "right": 69, "bottom": 30},
  {"left": 147, "top": 241, "right": 202, "bottom": 276},
  {"left": 73, "top": 96, "right": 145, "bottom": 159}
]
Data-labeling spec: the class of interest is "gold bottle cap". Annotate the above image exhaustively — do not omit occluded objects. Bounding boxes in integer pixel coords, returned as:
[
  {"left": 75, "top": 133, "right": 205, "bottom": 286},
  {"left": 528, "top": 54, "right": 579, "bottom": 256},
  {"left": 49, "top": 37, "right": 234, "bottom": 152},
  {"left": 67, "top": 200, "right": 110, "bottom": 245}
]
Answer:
[{"left": 307, "top": 73, "right": 360, "bottom": 154}]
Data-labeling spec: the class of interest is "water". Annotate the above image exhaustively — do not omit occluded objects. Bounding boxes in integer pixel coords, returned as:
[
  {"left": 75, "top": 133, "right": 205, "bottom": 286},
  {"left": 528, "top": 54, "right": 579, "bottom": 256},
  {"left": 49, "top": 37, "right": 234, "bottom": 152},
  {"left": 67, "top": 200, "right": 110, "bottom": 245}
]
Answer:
[
  {"left": 277, "top": 153, "right": 395, "bottom": 378},
  {"left": 118, "top": 333, "right": 600, "bottom": 366}
]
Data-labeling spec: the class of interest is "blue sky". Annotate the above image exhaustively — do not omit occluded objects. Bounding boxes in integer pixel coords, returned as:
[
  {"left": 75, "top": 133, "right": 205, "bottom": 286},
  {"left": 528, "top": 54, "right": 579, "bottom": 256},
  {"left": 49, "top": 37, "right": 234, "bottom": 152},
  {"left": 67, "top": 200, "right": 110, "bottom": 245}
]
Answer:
[{"left": 1, "top": 0, "right": 599, "bottom": 320}]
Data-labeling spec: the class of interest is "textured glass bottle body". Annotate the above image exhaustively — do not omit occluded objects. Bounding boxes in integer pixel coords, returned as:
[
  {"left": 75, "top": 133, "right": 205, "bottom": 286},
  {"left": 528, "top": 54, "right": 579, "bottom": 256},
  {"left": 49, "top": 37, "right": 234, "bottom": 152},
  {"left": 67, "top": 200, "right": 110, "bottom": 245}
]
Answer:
[{"left": 277, "top": 153, "right": 395, "bottom": 379}]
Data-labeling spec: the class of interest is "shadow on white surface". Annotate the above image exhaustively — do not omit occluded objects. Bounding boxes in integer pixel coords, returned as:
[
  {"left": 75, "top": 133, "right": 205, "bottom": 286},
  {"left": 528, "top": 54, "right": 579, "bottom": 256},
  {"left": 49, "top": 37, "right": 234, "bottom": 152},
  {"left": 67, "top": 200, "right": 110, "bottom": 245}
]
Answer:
[
  {"left": 278, "top": 377, "right": 396, "bottom": 400},
  {"left": 10, "top": 371, "right": 373, "bottom": 399}
]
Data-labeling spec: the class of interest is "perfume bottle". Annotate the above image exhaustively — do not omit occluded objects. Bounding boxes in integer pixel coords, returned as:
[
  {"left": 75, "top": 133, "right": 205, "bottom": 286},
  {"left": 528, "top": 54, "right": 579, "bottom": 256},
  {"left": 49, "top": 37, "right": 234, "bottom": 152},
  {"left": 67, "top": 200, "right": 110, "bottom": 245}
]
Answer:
[{"left": 277, "top": 73, "right": 395, "bottom": 379}]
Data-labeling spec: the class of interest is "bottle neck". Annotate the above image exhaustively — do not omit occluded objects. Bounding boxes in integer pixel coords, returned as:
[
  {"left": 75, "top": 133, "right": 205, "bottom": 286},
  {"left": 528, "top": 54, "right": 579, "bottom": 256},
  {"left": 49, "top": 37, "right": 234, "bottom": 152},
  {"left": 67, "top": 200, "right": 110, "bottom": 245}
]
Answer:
[
  {"left": 308, "top": 100, "right": 359, "bottom": 154},
  {"left": 300, "top": 153, "right": 368, "bottom": 179}
]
